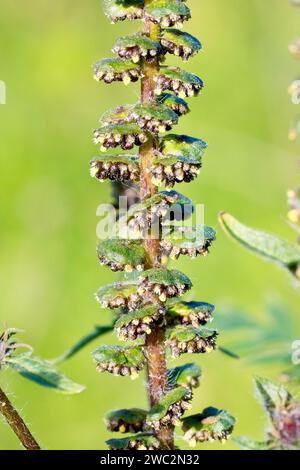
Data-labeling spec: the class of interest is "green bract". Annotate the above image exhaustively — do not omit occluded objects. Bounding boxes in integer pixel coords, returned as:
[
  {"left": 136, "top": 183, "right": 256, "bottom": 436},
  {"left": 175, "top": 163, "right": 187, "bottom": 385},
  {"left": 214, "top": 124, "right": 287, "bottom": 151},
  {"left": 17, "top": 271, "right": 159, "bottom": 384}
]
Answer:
[
  {"left": 106, "top": 433, "right": 160, "bottom": 450},
  {"left": 158, "top": 93, "right": 190, "bottom": 116},
  {"left": 161, "top": 29, "right": 202, "bottom": 60},
  {"left": 96, "top": 281, "right": 140, "bottom": 310},
  {"left": 113, "top": 33, "right": 162, "bottom": 62},
  {"left": 103, "top": 0, "right": 144, "bottom": 23},
  {"left": 167, "top": 300, "right": 215, "bottom": 327},
  {"left": 93, "top": 345, "right": 145, "bottom": 378},
  {"left": 182, "top": 407, "right": 236, "bottom": 445},
  {"left": 167, "top": 363, "right": 202, "bottom": 389},
  {"left": 93, "top": 58, "right": 141, "bottom": 84},
  {"left": 115, "top": 305, "right": 165, "bottom": 340},
  {"left": 161, "top": 225, "right": 216, "bottom": 259},
  {"left": 147, "top": 386, "right": 192, "bottom": 428},
  {"left": 144, "top": 0, "right": 191, "bottom": 27},
  {"left": 167, "top": 326, "right": 218, "bottom": 357},
  {"left": 160, "top": 134, "right": 207, "bottom": 160},
  {"left": 128, "top": 103, "right": 178, "bottom": 133},
  {"left": 154, "top": 66, "right": 203, "bottom": 98},
  {"left": 97, "top": 239, "right": 147, "bottom": 272},
  {"left": 105, "top": 408, "right": 147, "bottom": 433}
]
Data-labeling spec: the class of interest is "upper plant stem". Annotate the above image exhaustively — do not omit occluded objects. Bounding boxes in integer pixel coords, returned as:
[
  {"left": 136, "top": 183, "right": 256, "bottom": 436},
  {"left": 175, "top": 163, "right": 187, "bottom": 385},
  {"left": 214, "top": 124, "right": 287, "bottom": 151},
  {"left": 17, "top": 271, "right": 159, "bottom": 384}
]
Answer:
[
  {"left": 0, "top": 386, "right": 40, "bottom": 450},
  {"left": 139, "top": 10, "right": 174, "bottom": 450}
]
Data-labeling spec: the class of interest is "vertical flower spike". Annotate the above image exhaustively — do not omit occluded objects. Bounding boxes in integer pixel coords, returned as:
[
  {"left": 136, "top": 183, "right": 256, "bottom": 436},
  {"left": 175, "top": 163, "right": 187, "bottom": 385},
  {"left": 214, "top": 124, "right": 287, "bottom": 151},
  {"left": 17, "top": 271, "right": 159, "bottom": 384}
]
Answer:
[{"left": 91, "top": 0, "right": 234, "bottom": 450}]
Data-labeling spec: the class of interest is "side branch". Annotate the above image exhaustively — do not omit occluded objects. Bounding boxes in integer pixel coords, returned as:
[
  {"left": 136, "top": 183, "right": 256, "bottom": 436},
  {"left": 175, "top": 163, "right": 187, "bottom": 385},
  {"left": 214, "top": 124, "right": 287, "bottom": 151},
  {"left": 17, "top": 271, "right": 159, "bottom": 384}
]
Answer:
[{"left": 0, "top": 386, "right": 40, "bottom": 450}]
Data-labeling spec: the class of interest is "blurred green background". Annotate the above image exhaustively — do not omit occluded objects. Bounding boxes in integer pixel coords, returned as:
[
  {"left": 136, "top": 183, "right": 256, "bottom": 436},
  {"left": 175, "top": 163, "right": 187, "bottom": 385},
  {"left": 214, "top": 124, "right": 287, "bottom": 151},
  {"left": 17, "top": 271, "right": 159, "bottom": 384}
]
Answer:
[{"left": 1, "top": 0, "right": 300, "bottom": 450}]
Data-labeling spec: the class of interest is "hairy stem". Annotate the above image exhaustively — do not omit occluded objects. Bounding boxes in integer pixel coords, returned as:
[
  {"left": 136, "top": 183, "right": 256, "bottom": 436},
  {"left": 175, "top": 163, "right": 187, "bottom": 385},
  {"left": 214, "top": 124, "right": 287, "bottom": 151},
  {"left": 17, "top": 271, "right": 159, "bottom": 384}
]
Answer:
[
  {"left": 140, "top": 12, "right": 174, "bottom": 450},
  {"left": 0, "top": 386, "right": 40, "bottom": 450}
]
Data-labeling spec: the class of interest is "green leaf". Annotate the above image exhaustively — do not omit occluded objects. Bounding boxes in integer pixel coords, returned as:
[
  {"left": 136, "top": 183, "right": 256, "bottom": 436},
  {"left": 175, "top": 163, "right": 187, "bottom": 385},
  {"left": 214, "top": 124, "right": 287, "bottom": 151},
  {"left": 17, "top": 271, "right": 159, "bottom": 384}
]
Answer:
[
  {"left": 235, "top": 436, "right": 275, "bottom": 450},
  {"left": 106, "top": 433, "right": 160, "bottom": 450},
  {"left": 182, "top": 407, "right": 236, "bottom": 445},
  {"left": 5, "top": 353, "right": 85, "bottom": 394},
  {"left": 167, "top": 363, "right": 202, "bottom": 389},
  {"left": 103, "top": 0, "right": 144, "bottom": 24},
  {"left": 158, "top": 93, "right": 190, "bottom": 116},
  {"left": 144, "top": 0, "right": 191, "bottom": 27},
  {"left": 105, "top": 408, "right": 147, "bottom": 433},
  {"left": 97, "top": 239, "right": 147, "bottom": 272},
  {"left": 147, "top": 386, "right": 191, "bottom": 424},
  {"left": 167, "top": 300, "right": 215, "bottom": 327},
  {"left": 93, "top": 345, "right": 145, "bottom": 378},
  {"left": 160, "top": 134, "right": 207, "bottom": 161},
  {"left": 161, "top": 225, "right": 216, "bottom": 259},
  {"left": 113, "top": 32, "right": 162, "bottom": 61},
  {"left": 96, "top": 281, "right": 140, "bottom": 310},
  {"left": 161, "top": 29, "right": 202, "bottom": 60},
  {"left": 154, "top": 66, "right": 203, "bottom": 98},
  {"left": 90, "top": 155, "right": 140, "bottom": 183},
  {"left": 53, "top": 325, "right": 114, "bottom": 364},
  {"left": 254, "top": 376, "right": 292, "bottom": 421},
  {"left": 93, "top": 58, "right": 141, "bottom": 84},
  {"left": 115, "top": 305, "right": 165, "bottom": 341},
  {"left": 167, "top": 326, "right": 218, "bottom": 357},
  {"left": 219, "top": 212, "right": 300, "bottom": 278}
]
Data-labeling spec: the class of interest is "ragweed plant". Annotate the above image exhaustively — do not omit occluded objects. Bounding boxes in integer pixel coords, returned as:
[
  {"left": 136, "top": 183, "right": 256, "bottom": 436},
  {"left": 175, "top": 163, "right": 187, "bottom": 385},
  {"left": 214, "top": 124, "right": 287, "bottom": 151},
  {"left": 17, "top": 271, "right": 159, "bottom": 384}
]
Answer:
[{"left": 89, "top": 0, "right": 235, "bottom": 450}]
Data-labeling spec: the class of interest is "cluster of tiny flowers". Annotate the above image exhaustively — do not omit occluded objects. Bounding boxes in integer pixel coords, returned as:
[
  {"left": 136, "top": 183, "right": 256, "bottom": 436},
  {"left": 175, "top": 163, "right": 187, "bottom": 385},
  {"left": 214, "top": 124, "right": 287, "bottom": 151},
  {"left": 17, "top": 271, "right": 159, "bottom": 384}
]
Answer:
[
  {"left": 109, "top": 10, "right": 144, "bottom": 24},
  {"left": 98, "top": 255, "right": 144, "bottom": 273},
  {"left": 108, "top": 437, "right": 160, "bottom": 451},
  {"left": 154, "top": 74, "right": 202, "bottom": 98},
  {"left": 113, "top": 45, "right": 160, "bottom": 63},
  {"left": 116, "top": 308, "right": 165, "bottom": 341},
  {"left": 170, "top": 312, "right": 213, "bottom": 329},
  {"left": 183, "top": 427, "right": 231, "bottom": 445},
  {"left": 145, "top": 14, "right": 190, "bottom": 28},
  {"left": 94, "top": 128, "right": 148, "bottom": 151},
  {"left": 128, "top": 202, "right": 169, "bottom": 235},
  {"left": 151, "top": 160, "right": 200, "bottom": 188},
  {"left": 161, "top": 39, "right": 195, "bottom": 61},
  {"left": 97, "top": 361, "right": 144, "bottom": 377},
  {"left": 168, "top": 333, "right": 217, "bottom": 358},
  {"left": 100, "top": 293, "right": 141, "bottom": 312},
  {"left": 149, "top": 400, "right": 192, "bottom": 431},
  {"left": 90, "top": 160, "right": 139, "bottom": 183},
  {"left": 160, "top": 239, "right": 211, "bottom": 261},
  {"left": 128, "top": 111, "right": 175, "bottom": 134},
  {"left": 138, "top": 280, "right": 190, "bottom": 303},
  {"left": 106, "top": 418, "right": 145, "bottom": 434},
  {"left": 94, "top": 67, "right": 141, "bottom": 85}
]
